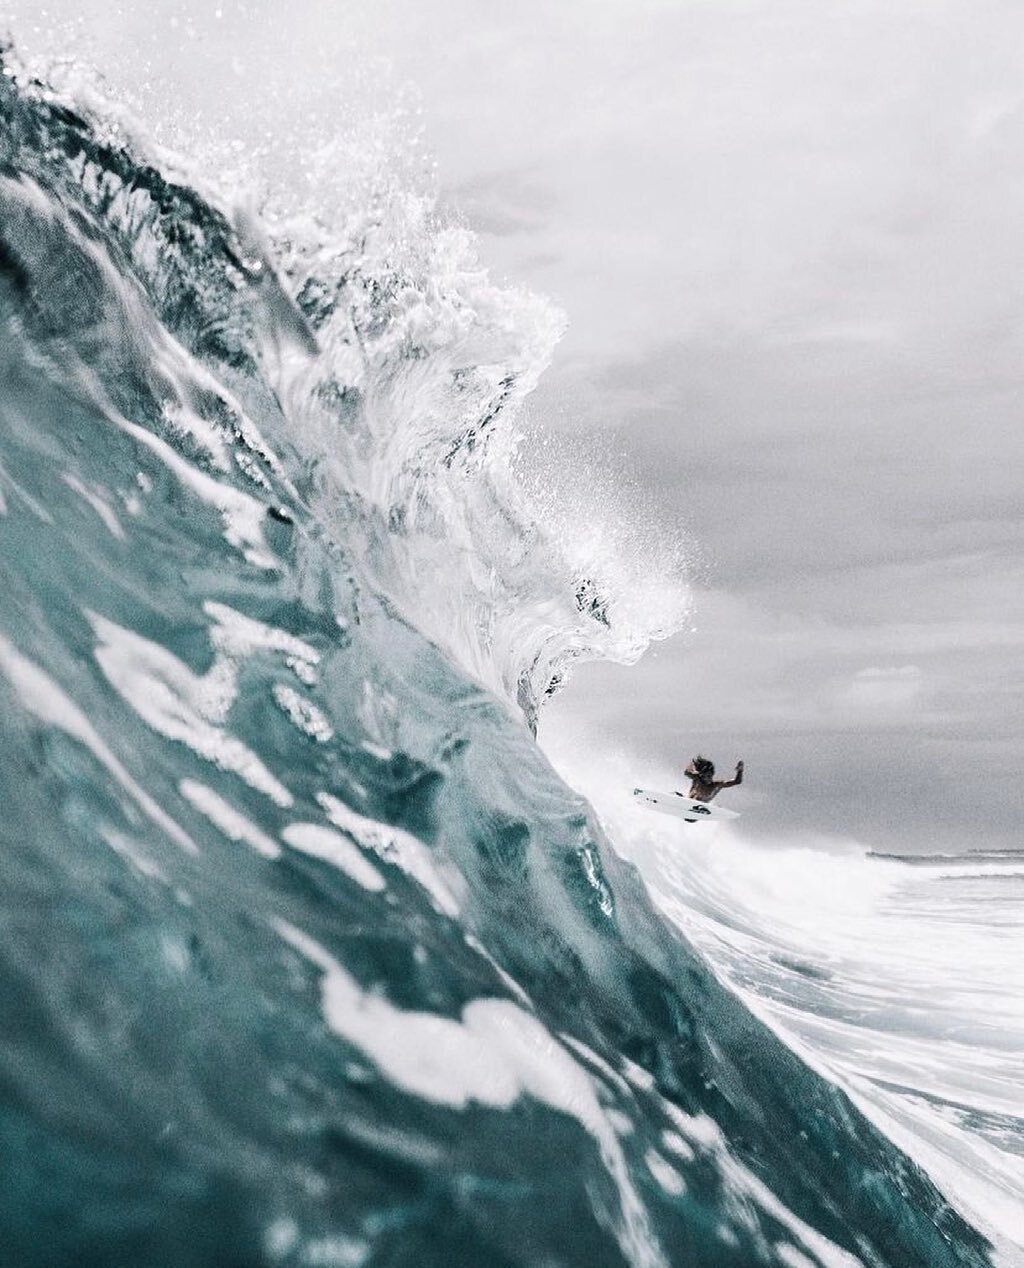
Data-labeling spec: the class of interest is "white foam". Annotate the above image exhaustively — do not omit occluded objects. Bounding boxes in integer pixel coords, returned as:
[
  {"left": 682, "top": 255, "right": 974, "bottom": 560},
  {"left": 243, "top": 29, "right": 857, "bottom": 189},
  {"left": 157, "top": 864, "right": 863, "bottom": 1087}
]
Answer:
[
  {"left": 644, "top": 1149, "right": 686, "bottom": 1197},
  {"left": 179, "top": 778, "right": 280, "bottom": 858},
  {"left": 118, "top": 419, "right": 276, "bottom": 568},
  {"left": 101, "top": 828, "right": 169, "bottom": 880},
  {"left": 234, "top": 449, "right": 272, "bottom": 490},
  {"left": 0, "top": 634, "right": 197, "bottom": 854},
  {"left": 159, "top": 400, "right": 232, "bottom": 472},
  {"left": 89, "top": 613, "right": 293, "bottom": 807},
  {"left": 299, "top": 1235, "right": 369, "bottom": 1268},
  {"left": 273, "top": 684, "right": 333, "bottom": 743},
  {"left": 285, "top": 654, "right": 318, "bottom": 686},
  {"left": 660, "top": 1130, "right": 696, "bottom": 1164},
  {"left": 204, "top": 601, "right": 320, "bottom": 670},
  {"left": 280, "top": 823, "right": 386, "bottom": 892},
  {"left": 317, "top": 791, "right": 461, "bottom": 916},
  {"left": 275, "top": 920, "right": 667, "bottom": 1268},
  {"left": 153, "top": 340, "right": 289, "bottom": 492},
  {"left": 658, "top": 1105, "right": 862, "bottom": 1268},
  {"left": 717, "top": 1151, "right": 863, "bottom": 1268},
  {"left": 774, "top": 1245, "right": 819, "bottom": 1268},
  {"left": 561, "top": 1034, "right": 632, "bottom": 1096}
]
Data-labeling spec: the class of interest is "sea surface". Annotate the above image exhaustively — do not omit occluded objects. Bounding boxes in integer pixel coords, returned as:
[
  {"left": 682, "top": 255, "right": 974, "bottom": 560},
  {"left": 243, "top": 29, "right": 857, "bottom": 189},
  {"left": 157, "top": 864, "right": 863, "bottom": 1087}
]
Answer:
[{"left": 0, "top": 49, "right": 1019, "bottom": 1268}]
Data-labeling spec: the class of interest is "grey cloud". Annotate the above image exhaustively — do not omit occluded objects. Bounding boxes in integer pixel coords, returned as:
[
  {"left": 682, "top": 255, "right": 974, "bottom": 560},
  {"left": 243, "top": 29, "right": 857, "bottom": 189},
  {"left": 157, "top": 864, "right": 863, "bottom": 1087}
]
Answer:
[{"left": 536, "top": 335, "right": 1024, "bottom": 595}]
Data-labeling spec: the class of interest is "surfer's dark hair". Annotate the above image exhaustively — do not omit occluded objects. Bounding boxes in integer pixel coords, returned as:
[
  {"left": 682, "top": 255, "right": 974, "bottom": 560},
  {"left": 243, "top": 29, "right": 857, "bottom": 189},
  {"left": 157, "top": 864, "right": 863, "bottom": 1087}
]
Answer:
[{"left": 692, "top": 755, "right": 714, "bottom": 777}]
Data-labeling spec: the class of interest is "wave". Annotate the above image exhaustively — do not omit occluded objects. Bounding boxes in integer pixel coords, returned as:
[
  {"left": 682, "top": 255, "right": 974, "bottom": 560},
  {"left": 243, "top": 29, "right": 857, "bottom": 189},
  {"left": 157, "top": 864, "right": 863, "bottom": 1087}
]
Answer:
[
  {"left": 0, "top": 47, "right": 1002, "bottom": 1268},
  {"left": 0, "top": 45, "right": 690, "bottom": 731}
]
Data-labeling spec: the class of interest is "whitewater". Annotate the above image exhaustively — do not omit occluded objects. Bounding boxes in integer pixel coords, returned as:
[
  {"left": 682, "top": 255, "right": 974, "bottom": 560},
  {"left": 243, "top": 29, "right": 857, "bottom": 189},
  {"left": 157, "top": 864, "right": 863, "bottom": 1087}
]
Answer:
[
  {"left": 0, "top": 46, "right": 1017, "bottom": 1268},
  {"left": 543, "top": 730, "right": 1024, "bottom": 1266}
]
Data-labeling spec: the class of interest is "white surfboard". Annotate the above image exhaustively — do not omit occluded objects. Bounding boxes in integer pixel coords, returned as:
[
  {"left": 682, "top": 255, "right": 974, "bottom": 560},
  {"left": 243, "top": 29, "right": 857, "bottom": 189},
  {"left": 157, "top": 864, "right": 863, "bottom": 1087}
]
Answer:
[{"left": 633, "top": 787, "right": 740, "bottom": 823}]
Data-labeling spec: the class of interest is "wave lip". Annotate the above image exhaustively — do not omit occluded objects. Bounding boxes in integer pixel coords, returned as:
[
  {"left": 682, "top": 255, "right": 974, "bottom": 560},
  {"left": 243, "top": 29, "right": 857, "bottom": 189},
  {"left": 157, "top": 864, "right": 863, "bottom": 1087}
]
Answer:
[{"left": 1, "top": 43, "right": 693, "bottom": 727}]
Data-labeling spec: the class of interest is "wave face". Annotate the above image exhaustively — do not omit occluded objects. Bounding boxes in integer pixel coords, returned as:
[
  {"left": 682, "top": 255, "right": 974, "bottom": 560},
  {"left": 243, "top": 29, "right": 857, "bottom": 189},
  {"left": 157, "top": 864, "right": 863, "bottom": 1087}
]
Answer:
[
  {"left": 0, "top": 52, "right": 999, "bottom": 1268},
  {"left": 667, "top": 844, "right": 1024, "bottom": 1261}
]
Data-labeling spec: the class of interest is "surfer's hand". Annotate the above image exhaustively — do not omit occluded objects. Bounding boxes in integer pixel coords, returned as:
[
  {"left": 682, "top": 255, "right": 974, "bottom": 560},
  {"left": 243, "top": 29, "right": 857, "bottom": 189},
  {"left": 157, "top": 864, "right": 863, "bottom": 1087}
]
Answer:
[{"left": 736, "top": 760, "right": 744, "bottom": 774}]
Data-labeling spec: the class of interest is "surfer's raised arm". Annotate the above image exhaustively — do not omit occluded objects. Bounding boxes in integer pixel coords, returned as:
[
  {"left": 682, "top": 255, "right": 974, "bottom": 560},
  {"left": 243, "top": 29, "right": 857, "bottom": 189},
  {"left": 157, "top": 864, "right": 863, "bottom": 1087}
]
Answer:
[{"left": 718, "top": 760, "right": 744, "bottom": 789}]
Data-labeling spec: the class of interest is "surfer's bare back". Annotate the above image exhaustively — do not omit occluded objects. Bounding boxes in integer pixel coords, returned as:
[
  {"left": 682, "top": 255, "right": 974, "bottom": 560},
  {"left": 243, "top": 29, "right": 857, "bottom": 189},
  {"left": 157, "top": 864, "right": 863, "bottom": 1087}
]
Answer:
[{"left": 684, "top": 756, "right": 743, "bottom": 803}]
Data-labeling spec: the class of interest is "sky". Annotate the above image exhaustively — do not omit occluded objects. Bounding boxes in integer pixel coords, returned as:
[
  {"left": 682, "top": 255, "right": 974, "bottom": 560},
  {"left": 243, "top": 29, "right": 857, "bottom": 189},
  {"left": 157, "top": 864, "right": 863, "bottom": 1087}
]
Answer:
[{"left": 5, "top": 0, "right": 1023, "bottom": 852}]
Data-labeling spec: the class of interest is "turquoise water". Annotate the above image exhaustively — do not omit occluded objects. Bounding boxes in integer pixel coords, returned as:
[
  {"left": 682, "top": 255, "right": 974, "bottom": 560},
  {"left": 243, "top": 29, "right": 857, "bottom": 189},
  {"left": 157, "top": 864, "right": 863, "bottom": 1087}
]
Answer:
[{"left": 0, "top": 52, "right": 998, "bottom": 1267}]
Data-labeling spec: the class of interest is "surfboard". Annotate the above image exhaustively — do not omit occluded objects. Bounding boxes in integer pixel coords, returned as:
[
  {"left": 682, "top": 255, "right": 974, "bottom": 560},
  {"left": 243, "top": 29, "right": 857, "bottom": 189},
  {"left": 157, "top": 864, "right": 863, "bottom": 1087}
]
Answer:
[{"left": 632, "top": 787, "right": 740, "bottom": 823}]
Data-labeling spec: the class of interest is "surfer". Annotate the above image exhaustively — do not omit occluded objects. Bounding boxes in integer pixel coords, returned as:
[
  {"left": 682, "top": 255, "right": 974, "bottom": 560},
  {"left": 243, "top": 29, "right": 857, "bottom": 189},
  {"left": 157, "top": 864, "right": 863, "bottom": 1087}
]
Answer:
[{"left": 684, "top": 755, "right": 743, "bottom": 803}]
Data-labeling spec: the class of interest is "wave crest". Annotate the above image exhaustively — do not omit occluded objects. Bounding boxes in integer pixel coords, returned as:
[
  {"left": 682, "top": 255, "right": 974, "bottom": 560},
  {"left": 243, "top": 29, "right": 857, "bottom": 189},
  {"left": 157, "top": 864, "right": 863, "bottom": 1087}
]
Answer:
[{"left": 0, "top": 45, "right": 691, "bottom": 725}]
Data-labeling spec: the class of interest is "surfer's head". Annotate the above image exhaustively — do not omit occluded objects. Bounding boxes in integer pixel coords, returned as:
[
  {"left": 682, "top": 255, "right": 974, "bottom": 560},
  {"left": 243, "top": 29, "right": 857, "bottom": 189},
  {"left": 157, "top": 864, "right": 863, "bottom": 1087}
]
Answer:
[{"left": 690, "top": 755, "right": 714, "bottom": 779}]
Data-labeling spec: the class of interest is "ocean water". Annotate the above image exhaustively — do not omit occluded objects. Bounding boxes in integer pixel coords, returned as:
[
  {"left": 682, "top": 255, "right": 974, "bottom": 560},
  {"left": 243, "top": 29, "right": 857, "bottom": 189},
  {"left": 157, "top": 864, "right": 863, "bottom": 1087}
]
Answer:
[
  {"left": 543, "top": 731, "right": 1024, "bottom": 1266},
  {"left": 0, "top": 48, "right": 1014, "bottom": 1268}
]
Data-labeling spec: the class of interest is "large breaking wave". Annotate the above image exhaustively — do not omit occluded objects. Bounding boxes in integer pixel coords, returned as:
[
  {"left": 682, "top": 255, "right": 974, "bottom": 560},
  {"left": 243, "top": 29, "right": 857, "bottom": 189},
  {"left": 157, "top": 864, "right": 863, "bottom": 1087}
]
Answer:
[{"left": 0, "top": 48, "right": 1004, "bottom": 1268}]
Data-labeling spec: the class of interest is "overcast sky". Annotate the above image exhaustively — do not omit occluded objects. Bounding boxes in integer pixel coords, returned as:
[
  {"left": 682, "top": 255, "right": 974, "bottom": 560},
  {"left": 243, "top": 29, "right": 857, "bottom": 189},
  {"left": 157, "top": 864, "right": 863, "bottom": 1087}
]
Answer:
[{"left": 8, "top": 0, "right": 1024, "bottom": 851}]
